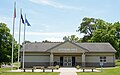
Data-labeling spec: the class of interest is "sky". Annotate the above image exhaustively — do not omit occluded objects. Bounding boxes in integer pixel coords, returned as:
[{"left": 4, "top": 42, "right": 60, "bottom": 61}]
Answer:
[{"left": 0, "top": 0, "right": 120, "bottom": 43}]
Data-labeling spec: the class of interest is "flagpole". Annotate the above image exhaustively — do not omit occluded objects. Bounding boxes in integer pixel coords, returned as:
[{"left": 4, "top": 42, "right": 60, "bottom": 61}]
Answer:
[
  {"left": 22, "top": 14, "right": 26, "bottom": 69},
  {"left": 18, "top": 8, "right": 22, "bottom": 69},
  {"left": 11, "top": 1, "right": 16, "bottom": 70}
]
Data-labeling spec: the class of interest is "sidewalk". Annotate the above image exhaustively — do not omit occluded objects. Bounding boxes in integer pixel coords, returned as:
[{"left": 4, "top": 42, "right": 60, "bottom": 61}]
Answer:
[{"left": 59, "top": 68, "right": 77, "bottom": 75}]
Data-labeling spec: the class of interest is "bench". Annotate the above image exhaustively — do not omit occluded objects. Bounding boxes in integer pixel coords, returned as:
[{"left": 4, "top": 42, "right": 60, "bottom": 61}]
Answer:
[
  {"left": 23, "top": 68, "right": 34, "bottom": 72},
  {"left": 81, "top": 67, "right": 96, "bottom": 72},
  {"left": 33, "top": 66, "right": 45, "bottom": 72},
  {"left": 33, "top": 66, "right": 44, "bottom": 69},
  {"left": 33, "top": 66, "right": 58, "bottom": 72},
  {"left": 45, "top": 66, "right": 56, "bottom": 72}
]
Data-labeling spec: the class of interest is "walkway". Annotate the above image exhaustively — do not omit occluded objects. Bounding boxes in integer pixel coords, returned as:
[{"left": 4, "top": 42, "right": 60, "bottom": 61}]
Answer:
[{"left": 59, "top": 68, "right": 77, "bottom": 75}]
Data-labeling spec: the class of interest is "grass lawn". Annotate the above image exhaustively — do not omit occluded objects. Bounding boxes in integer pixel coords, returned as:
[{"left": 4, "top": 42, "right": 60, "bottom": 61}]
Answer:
[
  {"left": 0, "top": 60, "right": 120, "bottom": 75},
  {"left": 77, "top": 60, "right": 120, "bottom": 75},
  {"left": 0, "top": 72, "right": 59, "bottom": 75}
]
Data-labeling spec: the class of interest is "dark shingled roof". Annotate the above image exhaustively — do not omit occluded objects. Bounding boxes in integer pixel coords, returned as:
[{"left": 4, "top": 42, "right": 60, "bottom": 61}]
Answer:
[
  {"left": 21, "top": 42, "right": 116, "bottom": 52},
  {"left": 21, "top": 42, "right": 60, "bottom": 52},
  {"left": 76, "top": 43, "right": 116, "bottom": 52}
]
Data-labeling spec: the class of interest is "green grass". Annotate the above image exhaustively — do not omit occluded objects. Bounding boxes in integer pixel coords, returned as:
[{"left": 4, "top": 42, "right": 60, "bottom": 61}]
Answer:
[
  {"left": 115, "top": 60, "right": 120, "bottom": 66},
  {"left": 0, "top": 60, "right": 120, "bottom": 75},
  {"left": 0, "top": 72, "right": 59, "bottom": 75},
  {"left": 77, "top": 60, "right": 120, "bottom": 75}
]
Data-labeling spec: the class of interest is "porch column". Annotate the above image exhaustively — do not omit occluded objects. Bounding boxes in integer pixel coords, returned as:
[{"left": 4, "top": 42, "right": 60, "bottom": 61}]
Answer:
[
  {"left": 50, "top": 53, "right": 53, "bottom": 66},
  {"left": 82, "top": 53, "right": 85, "bottom": 67}
]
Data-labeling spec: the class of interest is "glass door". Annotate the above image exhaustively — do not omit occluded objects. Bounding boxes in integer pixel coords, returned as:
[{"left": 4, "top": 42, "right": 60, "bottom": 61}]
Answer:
[{"left": 63, "top": 56, "right": 72, "bottom": 67}]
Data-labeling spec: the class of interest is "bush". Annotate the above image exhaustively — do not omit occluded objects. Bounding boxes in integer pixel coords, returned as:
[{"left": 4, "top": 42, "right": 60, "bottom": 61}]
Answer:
[
  {"left": 55, "top": 65, "right": 59, "bottom": 69},
  {"left": 76, "top": 65, "right": 80, "bottom": 69}
]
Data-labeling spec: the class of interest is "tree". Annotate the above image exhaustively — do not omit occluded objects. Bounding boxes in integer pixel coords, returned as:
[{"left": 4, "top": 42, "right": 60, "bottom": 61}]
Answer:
[
  {"left": 87, "top": 21, "right": 120, "bottom": 58},
  {"left": 42, "top": 40, "right": 51, "bottom": 43},
  {"left": 77, "top": 17, "right": 97, "bottom": 36},
  {"left": 22, "top": 40, "right": 31, "bottom": 45},
  {"left": 77, "top": 17, "right": 110, "bottom": 42},
  {"left": 63, "top": 35, "right": 81, "bottom": 42},
  {"left": 77, "top": 17, "right": 120, "bottom": 58},
  {"left": 0, "top": 23, "right": 18, "bottom": 66}
]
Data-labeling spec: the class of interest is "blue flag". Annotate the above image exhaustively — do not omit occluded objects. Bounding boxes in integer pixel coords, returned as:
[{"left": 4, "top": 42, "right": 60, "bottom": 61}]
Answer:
[
  {"left": 25, "top": 17, "right": 31, "bottom": 26},
  {"left": 21, "top": 14, "right": 24, "bottom": 24}
]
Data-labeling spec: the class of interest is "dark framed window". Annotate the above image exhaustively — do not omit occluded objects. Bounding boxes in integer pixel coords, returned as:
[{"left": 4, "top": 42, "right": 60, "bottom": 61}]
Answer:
[{"left": 100, "top": 56, "right": 106, "bottom": 63}]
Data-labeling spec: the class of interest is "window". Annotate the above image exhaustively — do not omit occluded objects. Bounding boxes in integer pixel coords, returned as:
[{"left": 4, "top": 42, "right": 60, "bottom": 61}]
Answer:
[{"left": 100, "top": 56, "right": 106, "bottom": 63}]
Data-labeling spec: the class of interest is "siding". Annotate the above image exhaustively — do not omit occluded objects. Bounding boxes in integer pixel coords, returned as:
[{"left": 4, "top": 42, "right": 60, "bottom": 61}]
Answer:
[
  {"left": 106, "top": 56, "right": 114, "bottom": 62},
  {"left": 21, "top": 55, "right": 50, "bottom": 62},
  {"left": 86, "top": 55, "right": 114, "bottom": 63},
  {"left": 54, "top": 56, "right": 60, "bottom": 62},
  {"left": 76, "top": 56, "right": 82, "bottom": 62}
]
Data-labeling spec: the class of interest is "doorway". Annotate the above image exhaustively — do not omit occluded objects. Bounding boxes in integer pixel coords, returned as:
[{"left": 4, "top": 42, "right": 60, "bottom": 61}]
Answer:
[{"left": 63, "top": 56, "right": 72, "bottom": 67}]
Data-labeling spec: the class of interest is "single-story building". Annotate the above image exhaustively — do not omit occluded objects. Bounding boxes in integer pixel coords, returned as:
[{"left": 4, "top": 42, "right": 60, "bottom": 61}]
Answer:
[{"left": 20, "top": 41, "right": 116, "bottom": 68}]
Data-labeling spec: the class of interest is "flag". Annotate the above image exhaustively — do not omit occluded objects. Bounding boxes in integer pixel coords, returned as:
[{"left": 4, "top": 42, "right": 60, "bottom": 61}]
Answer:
[
  {"left": 22, "top": 14, "right": 31, "bottom": 69},
  {"left": 21, "top": 14, "right": 24, "bottom": 24},
  {"left": 14, "top": 2, "right": 16, "bottom": 18},
  {"left": 25, "top": 17, "right": 31, "bottom": 26}
]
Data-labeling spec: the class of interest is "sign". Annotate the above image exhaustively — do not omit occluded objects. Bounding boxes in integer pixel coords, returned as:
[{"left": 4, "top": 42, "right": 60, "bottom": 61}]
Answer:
[
  {"left": 100, "top": 62, "right": 103, "bottom": 66},
  {"left": 58, "top": 48, "right": 77, "bottom": 52},
  {"left": 100, "top": 62, "right": 104, "bottom": 72}
]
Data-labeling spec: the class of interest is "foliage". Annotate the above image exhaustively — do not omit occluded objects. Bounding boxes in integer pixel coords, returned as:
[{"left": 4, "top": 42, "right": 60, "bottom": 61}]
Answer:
[
  {"left": 22, "top": 40, "right": 31, "bottom": 45},
  {"left": 77, "top": 17, "right": 120, "bottom": 58},
  {"left": 0, "top": 23, "right": 18, "bottom": 66},
  {"left": 76, "top": 65, "right": 80, "bottom": 69},
  {"left": 63, "top": 35, "right": 81, "bottom": 42},
  {"left": 42, "top": 40, "right": 51, "bottom": 43}
]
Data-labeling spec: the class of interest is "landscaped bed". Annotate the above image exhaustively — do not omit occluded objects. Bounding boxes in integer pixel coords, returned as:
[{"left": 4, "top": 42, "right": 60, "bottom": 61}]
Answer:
[{"left": 0, "top": 68, "right": 59, "bottom": 75}]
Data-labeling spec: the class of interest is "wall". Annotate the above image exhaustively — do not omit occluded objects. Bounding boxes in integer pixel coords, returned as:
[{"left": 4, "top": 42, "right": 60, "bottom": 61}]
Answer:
[{"left": 20, "top": 55, "right": 50, "bottom": 68}]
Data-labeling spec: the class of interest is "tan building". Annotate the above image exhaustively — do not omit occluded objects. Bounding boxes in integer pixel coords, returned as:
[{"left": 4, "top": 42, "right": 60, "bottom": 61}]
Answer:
[{"left": 20, "top": 41, "right": 116, "bottom": 68}]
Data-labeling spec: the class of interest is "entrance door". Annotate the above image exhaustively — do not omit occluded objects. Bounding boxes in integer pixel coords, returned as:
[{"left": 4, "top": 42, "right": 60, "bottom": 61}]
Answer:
[{"left": 63, "top": 56, "right": 72, "bottom": 67}]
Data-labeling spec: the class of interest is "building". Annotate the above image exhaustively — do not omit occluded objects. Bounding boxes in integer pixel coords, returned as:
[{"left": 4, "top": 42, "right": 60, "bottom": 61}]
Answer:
[{"left": 20, "top": 41, "right": 116, "bottom": 68}]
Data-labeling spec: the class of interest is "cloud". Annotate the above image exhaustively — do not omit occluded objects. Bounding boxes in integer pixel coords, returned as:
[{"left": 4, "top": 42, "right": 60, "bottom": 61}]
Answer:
[
  {"left": 29, "top": 0, "right": 81, "bottom": 10},
  {"left": 14, "top": 31, "right": 84, "bottom": 42},
  {"left": 43, "top": 37, "right": 64, "bottom": 42},
  {"left": 0, "top": 17, "right": 12, "bottom": 23},
  {"left": 0, "top": 16, "right": 13, "bottom": 30},
  {"left": 14, "top": 32, "right": 82, "bottom": 36}
]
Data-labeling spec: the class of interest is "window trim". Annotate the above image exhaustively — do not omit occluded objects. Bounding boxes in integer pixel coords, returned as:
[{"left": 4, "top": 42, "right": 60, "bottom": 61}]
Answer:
[{"left": 100, "top": 56, "right": 106, "bottom": 63}]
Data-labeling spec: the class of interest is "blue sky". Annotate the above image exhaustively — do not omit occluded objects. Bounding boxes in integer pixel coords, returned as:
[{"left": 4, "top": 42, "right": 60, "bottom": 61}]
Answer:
[{"left": 0, "top": 0, "right": 120, "bottom": 43}]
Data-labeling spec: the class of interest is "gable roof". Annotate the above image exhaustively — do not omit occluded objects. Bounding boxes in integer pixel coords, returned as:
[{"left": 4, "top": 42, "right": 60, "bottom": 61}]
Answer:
[
  {"left": 21, "top": 42, "right": 116, "bottom": 53},
  {"left": 76, "top": 43, "right": 116, "bottom": 52},
  {"left": 46, "top": 41, "right": 89, "bottom": 52},
  {"left": 21, "top": 42, "right": 60, "bottom": 52}
]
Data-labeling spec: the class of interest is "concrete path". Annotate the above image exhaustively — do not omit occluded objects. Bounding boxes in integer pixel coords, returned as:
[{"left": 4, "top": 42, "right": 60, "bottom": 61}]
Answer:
[{"left": 59, "top": 68, "right": 77, "bottom": 75}]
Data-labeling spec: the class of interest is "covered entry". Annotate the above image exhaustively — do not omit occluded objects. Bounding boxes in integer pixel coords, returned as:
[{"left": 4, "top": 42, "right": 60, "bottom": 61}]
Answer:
[
  {"left": 49, "top": 41, "right": 87, "bottom": 67},
  {"left": 59, "top": 56, "right": 76, "bottom": 67},
  {"left": 60, "top": 56, "right": 75, "bottom": 67}
]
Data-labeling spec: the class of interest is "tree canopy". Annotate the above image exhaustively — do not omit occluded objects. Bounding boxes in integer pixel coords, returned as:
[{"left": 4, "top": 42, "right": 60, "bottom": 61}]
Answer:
[
  {"left": 63, "top": 35, "right": 81, "bottom": 42},
  {"left": 63, "top": 17, "right": 120, "bottom": 58},
  {"left": 0, "top": 23, "right": 18, "bottom": 66},
  {"left": 77, "top": 17, "right": 120, "bottom": 58}
]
